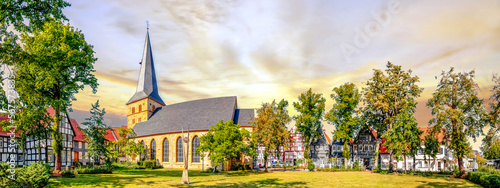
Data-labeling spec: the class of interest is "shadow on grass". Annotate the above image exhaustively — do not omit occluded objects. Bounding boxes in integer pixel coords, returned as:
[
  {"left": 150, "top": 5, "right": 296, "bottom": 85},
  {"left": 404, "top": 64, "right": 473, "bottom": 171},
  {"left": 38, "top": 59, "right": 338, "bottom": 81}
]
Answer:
[
  {"left": 47, "top": 169, "right": 265, "bottom": 188},
  {"left": 173, "top": 178, "right": 308, "bottom": 188},
  {"left": 415, "top": 180, "right": 480, "bottom": 188}
]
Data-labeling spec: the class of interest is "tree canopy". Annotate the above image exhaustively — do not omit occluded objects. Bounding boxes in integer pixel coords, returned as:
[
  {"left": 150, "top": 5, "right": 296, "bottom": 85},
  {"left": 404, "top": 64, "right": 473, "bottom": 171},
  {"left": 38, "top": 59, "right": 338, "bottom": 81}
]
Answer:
[
  {"left": 293, "top": 88, "right": 326, "bottom": 160},
  {"left": 427, "top": 68, "right": 486, "bottom": 172},
  {"left": 325, "top": 82, "right": 360, "bottom": 168},
  {"left": 362, "top": 62, "right": 423, "bottom": 169},
  {"left": 81, "top": 100, "right": 110, "bottom": 165},
  {"left": 197, "top": 120, "right": 251, "bottom": 172},
  {"left": 252, "top": 99, "right": 291, "bottom": 171}
]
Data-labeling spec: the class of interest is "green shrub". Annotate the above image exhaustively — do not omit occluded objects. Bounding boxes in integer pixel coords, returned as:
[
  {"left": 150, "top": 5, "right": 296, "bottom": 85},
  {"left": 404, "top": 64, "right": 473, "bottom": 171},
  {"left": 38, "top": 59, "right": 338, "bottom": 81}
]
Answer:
[
  {"left": 307, "top": 162, "right": 315, "bottom": 171},
  {"left": 61, "top": 170, "right": 76, "bottom": 178},
  {"left": 75, "top": 165, "right": 113, "bottom": 174},
  {"left": 1, "top": 162, "right": 51, "bottom": 188},
  {"left": 466, "top": 171, "right": 500, "bottom": 188},
  {"left": 0, "top": 162, "right": 16, "bottom": 187},
  {"left": 143, "top": 160, "right": 155, "bottom": 169},
  {"left": 137, "top": 161, "right": 143, "bottom": 166}
]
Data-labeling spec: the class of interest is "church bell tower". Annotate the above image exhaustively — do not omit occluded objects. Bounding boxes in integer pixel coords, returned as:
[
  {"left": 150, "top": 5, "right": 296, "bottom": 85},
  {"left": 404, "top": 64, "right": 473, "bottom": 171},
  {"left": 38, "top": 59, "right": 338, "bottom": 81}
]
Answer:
[{"left": 126, "top": 28, "right": 165, "bottom": 129}]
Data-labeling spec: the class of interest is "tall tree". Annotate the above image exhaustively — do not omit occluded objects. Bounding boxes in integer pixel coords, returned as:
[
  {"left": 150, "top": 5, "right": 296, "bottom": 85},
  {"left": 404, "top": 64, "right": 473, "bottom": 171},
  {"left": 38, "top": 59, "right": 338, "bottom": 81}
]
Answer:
[
  {"left": 81, "top": 100, "right": 110, "bottom": 165},
  {"left": 0, "top": 0, "right": 70, "bottom": 169},
  {"left": 11, "top": 20, "right": 98, "bottom": 171},
  {"left": 293, "top": 88, "right": 326, "bottom": 161},
  {"left": 197, "top": 120, "right": 251, "bottom": 173},
  {"left": 362, "top": 62, "right": 423, "bottom": 170},
  {"left": 423, "top": 134, "right": 440, "bottom": 172},
  {"left": 482, "top": 74, "right": 500, "bottom": 159},
  {"left": 383, "top": 107, "right": 423, "bottom": 173},
  {"left": 252, "top": 99, "right": 291, "bottom": 172},
  {"left": 427, "top": 68, "right": 486, "bottom": 173},
  {"left": 325, "top": 82, "right": 360, "bottom": 169},
  {"left": 0, "top": 0, "right": 70, "bottom": 87}
]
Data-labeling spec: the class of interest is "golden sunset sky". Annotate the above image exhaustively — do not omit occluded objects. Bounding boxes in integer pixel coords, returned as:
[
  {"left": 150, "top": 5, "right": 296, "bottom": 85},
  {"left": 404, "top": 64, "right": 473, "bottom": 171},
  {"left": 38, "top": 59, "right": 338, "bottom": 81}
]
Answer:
[{"left": 60, "top": 0, "right": 500, "bottom": 150}]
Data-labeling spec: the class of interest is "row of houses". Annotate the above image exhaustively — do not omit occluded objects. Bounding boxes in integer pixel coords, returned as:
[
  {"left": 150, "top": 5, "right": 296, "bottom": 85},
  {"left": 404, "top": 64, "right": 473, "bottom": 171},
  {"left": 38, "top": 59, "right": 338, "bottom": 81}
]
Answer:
[
  {"left": 255, "top": 125, "right": 476, "bottom": 172},
  {"left": 0, "top": 107, "right": 125, "bottom": 167}
]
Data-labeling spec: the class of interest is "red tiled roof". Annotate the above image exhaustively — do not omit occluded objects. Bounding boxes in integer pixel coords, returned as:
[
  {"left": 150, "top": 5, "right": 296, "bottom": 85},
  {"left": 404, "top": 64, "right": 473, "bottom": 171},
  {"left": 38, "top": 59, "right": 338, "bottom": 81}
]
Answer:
[
  {"left": 324, "top": 132, "right": 332, "bottom": 145},
  {"left": 380, "top": 138, "right": 390, "bottom": 154},
  {"left": 0, "top": 115, "right": 20, "bottom": 137},
  {"left": 70, "top": 119, "right": 86, "bottom": 142},
  {"left": 104, "top": 129, "right": 117, "bottom": 142},
  {"left": 418, "top": 127, "right": 446, "bottom": 143},
  {"left": 369, "top": 128, "right": 377, "bottom": 139}
]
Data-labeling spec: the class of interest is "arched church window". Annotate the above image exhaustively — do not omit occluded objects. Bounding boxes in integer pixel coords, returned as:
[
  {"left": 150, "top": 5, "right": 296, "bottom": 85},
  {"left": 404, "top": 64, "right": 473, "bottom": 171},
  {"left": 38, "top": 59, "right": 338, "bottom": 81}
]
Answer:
[
  {"left": 192, "top": 136, "right": 200, "bottom": 163},
  {"left": 141, "top": 141, "right": 145, "bottom": 161},
  {"left": 177, "top": 137, "right": 183, "bottom": 162},
  {"left": 163, "top": 138, "right": 169, "bottom": 162},
  {"left": 151, "top": 139, "right": 156, "bottom": 160}
]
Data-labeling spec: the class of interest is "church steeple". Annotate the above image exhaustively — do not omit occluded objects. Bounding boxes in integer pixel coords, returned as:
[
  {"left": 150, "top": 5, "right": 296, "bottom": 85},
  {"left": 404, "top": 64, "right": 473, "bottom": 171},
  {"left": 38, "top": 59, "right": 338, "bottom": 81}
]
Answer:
[
  {"left": 126, "top": 29, "right": 165, "bottom": 105},
  {"left": 126, "top": 27, "right": 165, "bottom": 129}
]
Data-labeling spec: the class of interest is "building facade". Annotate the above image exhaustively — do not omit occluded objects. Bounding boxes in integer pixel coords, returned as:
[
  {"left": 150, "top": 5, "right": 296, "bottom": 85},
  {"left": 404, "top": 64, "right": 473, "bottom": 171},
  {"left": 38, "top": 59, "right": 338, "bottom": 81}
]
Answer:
[
  {"left": 0, "top": 108, "right": 75, "bottom": 167},
  {"left": 127, "top": 29, "right": 254, "bottom": 170},
  {"left": 351, "top": 127, "right": 377, "bottom": 170}
]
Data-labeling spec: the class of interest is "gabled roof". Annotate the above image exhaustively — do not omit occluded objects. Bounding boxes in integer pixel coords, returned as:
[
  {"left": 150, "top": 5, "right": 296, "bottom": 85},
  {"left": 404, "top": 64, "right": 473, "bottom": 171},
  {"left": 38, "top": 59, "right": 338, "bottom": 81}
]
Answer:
[
  {"left": 70, "top": 119, "right": 86, "bottom": 142},
  {"left": 0, "top": 115, "right": 19, "bottom": 137},
  {"left": 418, "top": 127, "right": 446, "bottom": 143},
  {"left": 324, "top": 131, "right": 332, "bottom": 145},
  {"left": 133, "top": 96, "right": 254, "bottom": 137},
  {"left": 126, "top": 29, "right": 164, "bottom": 105},
  {"left": 104, "top": 129, "right": 117, "bottom": 142}
]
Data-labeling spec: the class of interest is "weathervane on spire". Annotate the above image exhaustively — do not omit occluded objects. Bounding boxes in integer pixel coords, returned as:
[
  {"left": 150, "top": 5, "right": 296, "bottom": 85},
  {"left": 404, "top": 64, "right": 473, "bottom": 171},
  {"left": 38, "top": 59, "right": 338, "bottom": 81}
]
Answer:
[{"left": 146, "top": 20, "right": 149, "bottom": 30}]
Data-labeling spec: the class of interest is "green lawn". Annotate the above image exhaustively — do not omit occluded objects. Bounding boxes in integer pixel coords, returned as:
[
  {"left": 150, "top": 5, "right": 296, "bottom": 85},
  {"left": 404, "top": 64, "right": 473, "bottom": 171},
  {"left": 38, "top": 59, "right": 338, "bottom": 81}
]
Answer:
[{"left": 48, "top": 168, "right": 481, "bottom": 188}]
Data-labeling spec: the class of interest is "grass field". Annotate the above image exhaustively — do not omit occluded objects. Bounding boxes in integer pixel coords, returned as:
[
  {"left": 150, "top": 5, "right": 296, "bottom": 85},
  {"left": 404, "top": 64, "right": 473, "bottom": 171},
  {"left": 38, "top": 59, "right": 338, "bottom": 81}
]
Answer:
[{"left": 48, "top": 168, "right": 481, "bottom": 188}]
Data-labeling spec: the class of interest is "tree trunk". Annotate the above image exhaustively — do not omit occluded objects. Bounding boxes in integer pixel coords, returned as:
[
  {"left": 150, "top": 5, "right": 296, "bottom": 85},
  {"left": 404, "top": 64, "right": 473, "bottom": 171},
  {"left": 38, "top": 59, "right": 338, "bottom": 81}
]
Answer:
[
  {"left": 264, "top": 151, "right": 268, "bottom": 172},
  {"left": 404, "top": 155, "right": 407, "bottom": 173},
  {"left": 458, "top": 157, "right": 464, "bottom": 173},
  {"left": 374, "top": 140, "right": 380, "bottom": 170},
  {"left": 413, "top": 157, "right": 416, "bottom": 171},
  {"left": 428, "top": 156, "right": 431, "bottom": 172},
  {"left": 390, "top": 152, "right": 394, "bottom": 171},
  {"left": 344, "top": 157, "right": 348, "bottom": 169}
]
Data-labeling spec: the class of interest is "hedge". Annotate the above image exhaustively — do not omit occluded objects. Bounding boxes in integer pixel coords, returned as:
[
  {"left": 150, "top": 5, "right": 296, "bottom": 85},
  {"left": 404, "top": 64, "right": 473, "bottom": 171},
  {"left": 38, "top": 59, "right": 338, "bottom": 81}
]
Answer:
[
  {"left": 0, "top": 162, "right": 50, "bottom": 188},
  {"left": 466, "top": 171, "right": 500, "bottom": 188}
]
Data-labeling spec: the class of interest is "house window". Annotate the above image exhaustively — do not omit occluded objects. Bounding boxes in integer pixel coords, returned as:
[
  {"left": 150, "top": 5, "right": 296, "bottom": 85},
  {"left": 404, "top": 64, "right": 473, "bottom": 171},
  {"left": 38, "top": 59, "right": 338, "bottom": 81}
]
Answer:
[
  {"left": 139, "top": 105, "right": 142, "bottom": 112},
  {"left": 364, "top": 145, "right": 368, "bottom": 151},
  {"left": 192, "top": 136, "right": 200, "bottom": 163},
  {"left": 163, "top": 139, "right": 169, "bottom": 162},
  {"left": 132, "top": 107, "right": 135, "bottom": 114},
  {"left": 177, "top": 137, "right": 183, "bottom": 162},
  {"left": 369, "top": 146, "right": 373, "bottom": 151},
  {"left": 151, "top": 139, "right": 156, "bottom": 160}
]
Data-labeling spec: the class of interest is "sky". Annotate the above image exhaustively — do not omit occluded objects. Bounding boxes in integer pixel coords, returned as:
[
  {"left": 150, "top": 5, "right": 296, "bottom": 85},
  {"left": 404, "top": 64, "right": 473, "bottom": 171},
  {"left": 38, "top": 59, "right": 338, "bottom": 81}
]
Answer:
[{"left": 57, "top": 0, "right": 500, "bottom": 150}]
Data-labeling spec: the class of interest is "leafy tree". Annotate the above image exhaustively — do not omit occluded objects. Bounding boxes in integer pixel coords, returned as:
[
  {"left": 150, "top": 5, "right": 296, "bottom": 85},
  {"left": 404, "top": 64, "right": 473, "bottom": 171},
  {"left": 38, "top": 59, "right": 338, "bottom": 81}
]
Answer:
[
  {"left": 11, "top": 20, "right": 98, "bottom": 171},
  {"left": 123, "top": 140, "right": 146, "bottom": 162},
  {"left": 325, "top": 82, "right": 360, "bottom": 169},
  {"left": 423, "top": 134, "right": 440, "bottom": 172},
  {"left": 0, "top": 0, "right": 70, "bottom": 92},
  {"left": 362, "top": 62, "right": 423, "bottom": 170},
  {"left": 80, "top": 100, "right": 110, "bottom": 166},
  {"left": 109, "top": 127, "right": 136, "bottom": 162},
  {"left": 482, "top": 130, "right": 500, "bottom": 159},
  {"left": 427, "top": 68, "right": 486, "bottom": 173},
  {"left": 383, "top": 107, "right": 423, "bottom": 173},
  {"left": 197, "top": 120, "right": 251, "bottom": 172},
  {"left": 293, "top": 88, "right": 326, "bottom": 160},
  {"left": 482, "top": 74, "right": 500, "bottom": 160},
  {"left": 251, "top": 99, "right": 291, "bottom": 172}
]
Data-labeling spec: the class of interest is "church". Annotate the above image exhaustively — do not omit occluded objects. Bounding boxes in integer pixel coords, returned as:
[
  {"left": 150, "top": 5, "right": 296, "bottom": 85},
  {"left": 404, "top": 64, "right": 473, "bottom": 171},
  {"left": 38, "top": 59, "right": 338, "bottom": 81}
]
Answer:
[{"left": 126, "top": 29, "right": 254, "bottom": 170}]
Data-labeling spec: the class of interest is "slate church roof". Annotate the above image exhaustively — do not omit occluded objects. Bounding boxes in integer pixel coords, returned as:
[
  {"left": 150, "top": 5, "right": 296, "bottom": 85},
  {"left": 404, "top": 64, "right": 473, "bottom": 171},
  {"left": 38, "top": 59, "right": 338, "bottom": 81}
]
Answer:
[
  {"left": 126, "top": 30, "right": 164, "bottom": 105},
  {"left": 133, "top": 96, "right": 254, "bottom": 137}
]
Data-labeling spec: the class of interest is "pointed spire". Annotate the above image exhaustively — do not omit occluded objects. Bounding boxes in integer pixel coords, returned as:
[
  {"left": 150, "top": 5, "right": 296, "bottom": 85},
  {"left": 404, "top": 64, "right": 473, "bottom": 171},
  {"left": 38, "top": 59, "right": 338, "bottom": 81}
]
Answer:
[{"left": 126, "top": 27, "right": 165, "bottom": 105}]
